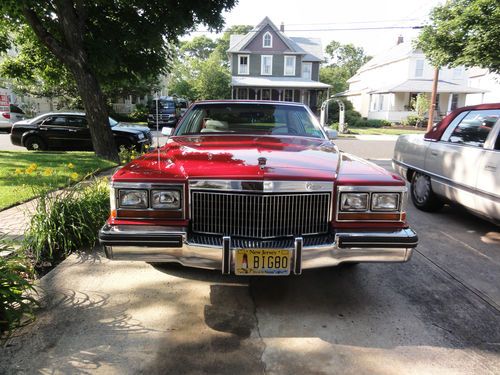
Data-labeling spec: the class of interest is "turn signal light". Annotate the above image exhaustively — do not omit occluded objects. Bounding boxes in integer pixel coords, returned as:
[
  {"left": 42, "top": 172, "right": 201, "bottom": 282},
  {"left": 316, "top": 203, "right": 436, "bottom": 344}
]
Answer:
[{"left": 1, "top": 112, "right": 10, "bottom": 119}]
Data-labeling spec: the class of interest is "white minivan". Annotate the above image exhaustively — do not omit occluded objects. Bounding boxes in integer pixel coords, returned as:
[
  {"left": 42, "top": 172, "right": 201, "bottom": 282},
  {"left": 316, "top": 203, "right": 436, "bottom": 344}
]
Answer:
[{"left": 0, "top": 104, "right": 26, "bottom": 132}]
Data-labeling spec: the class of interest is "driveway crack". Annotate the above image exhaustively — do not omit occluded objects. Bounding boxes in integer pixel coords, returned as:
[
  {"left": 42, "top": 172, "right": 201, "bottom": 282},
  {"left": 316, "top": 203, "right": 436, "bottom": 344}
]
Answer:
[{"left": 249, "top": 279, "right": 267, "bottom": 375}]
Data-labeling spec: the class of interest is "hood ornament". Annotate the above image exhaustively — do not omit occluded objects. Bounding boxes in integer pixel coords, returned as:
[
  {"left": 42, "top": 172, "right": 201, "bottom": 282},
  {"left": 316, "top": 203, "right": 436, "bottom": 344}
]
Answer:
[{"left": 258, "top": 157, "right": 267, "bottom": 170}]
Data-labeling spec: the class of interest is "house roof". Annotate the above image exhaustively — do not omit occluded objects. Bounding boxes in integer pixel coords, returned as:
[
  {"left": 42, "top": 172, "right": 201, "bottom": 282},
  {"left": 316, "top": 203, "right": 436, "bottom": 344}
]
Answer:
[
  {"left": 348, "top": 41, "right": 418, "bottom": 83},
  {"left": 371, "top": 79, "right": 484, "bottom": 94},
  {"left": 227, "top": 17, "right": 322, "bottom": 61},
  {"left": 232, "top": 76, "right": 331, "bottom": 89}
]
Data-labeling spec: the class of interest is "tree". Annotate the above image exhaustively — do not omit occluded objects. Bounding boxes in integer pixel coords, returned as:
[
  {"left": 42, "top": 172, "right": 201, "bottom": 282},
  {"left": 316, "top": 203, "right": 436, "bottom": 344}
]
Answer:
[
  {"left": 418, "top": 0, "right": 500, "bottom": 73},
  {"left": 320, "top": 40, "right": 371, "bottom": 95},
  {"left": 0, "top": 0, "right": 236, "bottom": 162},
  {"left": 180, "top": 36, "right": 217, "bottom": 60}
]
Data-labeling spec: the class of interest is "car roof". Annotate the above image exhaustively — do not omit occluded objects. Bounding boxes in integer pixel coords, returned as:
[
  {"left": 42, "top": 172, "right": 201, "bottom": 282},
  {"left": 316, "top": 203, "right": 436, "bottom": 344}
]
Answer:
[
  {"left": 38, "top": 111, "right": 87, "bottom": 116},
  {"left": 192, "top": 100, "right": 307, "bottom": 107}
]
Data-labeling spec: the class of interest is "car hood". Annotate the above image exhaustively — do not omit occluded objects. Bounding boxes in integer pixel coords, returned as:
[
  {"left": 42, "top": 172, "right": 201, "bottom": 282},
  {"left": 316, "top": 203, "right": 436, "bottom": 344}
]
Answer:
[
  {"left": 114, "top": 135, "right": 341, "bottom": 181},
  {"left": 112, "top": 123, "right": 150, "bottom": 135}
]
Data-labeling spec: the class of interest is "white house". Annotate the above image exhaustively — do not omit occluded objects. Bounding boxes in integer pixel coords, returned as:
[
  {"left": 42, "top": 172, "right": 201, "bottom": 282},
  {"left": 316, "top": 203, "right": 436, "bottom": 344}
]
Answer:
[
  {"left": 339, "top": 38, "right": 483, "bottom": 123},
  {"left": 465, "top": 68, "right": 500, "bottom": 105}
]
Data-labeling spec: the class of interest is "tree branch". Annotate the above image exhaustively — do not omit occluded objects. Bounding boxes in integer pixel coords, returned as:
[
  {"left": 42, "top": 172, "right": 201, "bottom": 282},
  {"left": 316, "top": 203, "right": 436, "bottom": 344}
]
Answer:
[{"left": 21, "top": 7, "right": 77, "bottom": 67}]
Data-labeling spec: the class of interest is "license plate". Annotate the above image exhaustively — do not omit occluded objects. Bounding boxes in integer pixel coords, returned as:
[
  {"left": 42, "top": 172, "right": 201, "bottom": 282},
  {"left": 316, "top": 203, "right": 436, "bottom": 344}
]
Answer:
[{"left": 234, "top": 249, "right": 291, "bottom": 276}]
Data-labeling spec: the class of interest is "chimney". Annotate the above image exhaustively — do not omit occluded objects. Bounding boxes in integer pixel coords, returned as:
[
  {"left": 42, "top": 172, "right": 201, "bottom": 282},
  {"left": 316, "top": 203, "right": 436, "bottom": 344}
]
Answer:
[
  {"left": 280, "top": 22, "right": 285, "bottom": 32},
  {"left": 397, "top": 35, "right": 404, "bottom": 45}
]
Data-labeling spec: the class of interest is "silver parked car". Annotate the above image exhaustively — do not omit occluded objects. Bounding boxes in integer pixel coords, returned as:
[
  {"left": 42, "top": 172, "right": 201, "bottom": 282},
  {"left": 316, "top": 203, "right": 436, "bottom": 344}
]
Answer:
[
  {"left": 393, "top": 103, "right": 500, "bottom": 223},
  {"left": 0, "top": 104, "right": 26, "bottom": 132}
]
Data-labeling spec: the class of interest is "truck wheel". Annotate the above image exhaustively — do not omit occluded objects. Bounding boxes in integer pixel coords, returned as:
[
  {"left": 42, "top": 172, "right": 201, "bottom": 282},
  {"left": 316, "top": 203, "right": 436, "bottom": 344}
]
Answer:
[
  {"left": 410, "top": 172, "right": 444, "bottom": 212},
  {"left": 25, "top": 136, "right": 47, "bottom": 151}
]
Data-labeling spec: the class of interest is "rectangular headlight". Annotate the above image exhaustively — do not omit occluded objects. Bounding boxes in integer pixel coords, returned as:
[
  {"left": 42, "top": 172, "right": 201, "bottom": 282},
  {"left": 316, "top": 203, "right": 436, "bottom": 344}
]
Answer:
[
  {"left": 118, "top": 189, "right": 148, "bottom": 209},
  {"left": 340, "top": 193, "right": 369, "bottom": 211},
  {"left": 151, "top": 190, "right": 181, "bottom": 209},
  {"left": 371, "top": 193, "right": 400, "bottom": 211}
]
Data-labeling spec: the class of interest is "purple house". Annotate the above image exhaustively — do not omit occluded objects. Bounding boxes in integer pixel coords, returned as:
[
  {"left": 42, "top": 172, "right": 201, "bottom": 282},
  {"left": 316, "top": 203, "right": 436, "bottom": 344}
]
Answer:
[{"left": 228, "top": 17, "right": 331, "bottom": 112}]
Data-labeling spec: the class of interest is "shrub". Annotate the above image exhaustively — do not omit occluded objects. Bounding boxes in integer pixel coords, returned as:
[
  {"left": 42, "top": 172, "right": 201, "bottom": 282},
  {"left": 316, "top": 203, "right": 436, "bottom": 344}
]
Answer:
[
  {"left": 129, "top": 104, "right": 149, "bottom": 122},
  {"left": 118, "top": 145, "right": 149, "bottom": 164},
  {"left": 24, "top": 178, "right": 110, "bottom": 266},
  {"left": 0, "top": 239, "right": 37, "bottom": 334},
  {"left": 402, "top": 114, "right": 422, "bottom": 126}
]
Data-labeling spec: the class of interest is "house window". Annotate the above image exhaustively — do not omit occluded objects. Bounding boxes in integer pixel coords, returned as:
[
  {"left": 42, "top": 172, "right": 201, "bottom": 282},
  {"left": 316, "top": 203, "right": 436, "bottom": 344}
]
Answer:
[
  {"left": 261, "top": 55, "right": 273, "bottom": 75},
  {"left": 263, "top": 32, "right": 272, "bottom": 48},
  {"left": 284, "top": 56, "right": 296, "bottom": 76},
  {"left": 415, "top": 59, "right": 424, "bottom": 77},
  {"left": 238, "top": 55, "right": 249, "bottom": 75},
  {"left": 450, "top": 94, "right": 459, "bottom": 111},
  {"left": 302, "top": 62, "right": 312, "bottom": 80}
]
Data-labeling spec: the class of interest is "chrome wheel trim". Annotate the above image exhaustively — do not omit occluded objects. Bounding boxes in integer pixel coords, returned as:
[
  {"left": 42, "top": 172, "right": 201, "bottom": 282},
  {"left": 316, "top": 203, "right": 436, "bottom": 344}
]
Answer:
[
  {"left": 413, "top": 174, "right": 430, "bottom": 204},
  {"left": 32, "top": 142, "right": 39, "bottom": 150}
]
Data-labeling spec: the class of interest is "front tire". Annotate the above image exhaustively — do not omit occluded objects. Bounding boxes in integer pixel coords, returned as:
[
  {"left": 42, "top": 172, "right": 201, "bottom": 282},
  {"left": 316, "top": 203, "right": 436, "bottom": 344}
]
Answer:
[
  {"left": 410, "top": 172, "right": 444, "bottom": 212},
  {"left": 25, "top": 136, "right": 47, "bottom": 151}
]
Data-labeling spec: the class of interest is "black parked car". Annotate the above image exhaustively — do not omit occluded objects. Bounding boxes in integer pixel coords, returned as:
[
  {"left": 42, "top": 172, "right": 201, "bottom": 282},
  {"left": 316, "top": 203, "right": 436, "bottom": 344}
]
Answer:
[{"left": 10, "top": 112, "right": 152, "bottom": 151}]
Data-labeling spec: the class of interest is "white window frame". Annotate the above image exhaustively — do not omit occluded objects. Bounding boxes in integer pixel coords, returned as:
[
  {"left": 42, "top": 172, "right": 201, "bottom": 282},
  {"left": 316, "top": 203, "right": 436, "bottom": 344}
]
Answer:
[
  {"left": 263, "top": 31, "right": 273, "bottom": 48},
  {"left": 284, "top": 56, "right": 296, "bottom": 76},
  {"left": 261, "top": 55, "right": 273, "bottom": 76},
  {"left": 302, "top": 62, "right": 312, "bottom": 79},
  {"left": 238, "top": 54, "right": 250, "bottom": 75},
  {"left": 415, "top": 59, "right": 424, "bottom": 77}
]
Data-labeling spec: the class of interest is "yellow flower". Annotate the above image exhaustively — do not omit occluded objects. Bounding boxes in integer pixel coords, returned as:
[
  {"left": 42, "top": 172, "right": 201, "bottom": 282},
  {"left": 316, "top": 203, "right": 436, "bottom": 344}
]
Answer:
[
  {"left": 144, "top": 144, "right": 149, "bottom": 150},
  {"left": 67, "top": 163, "right": 74, "bottom": 169},
  {"left": 121, "top": 160, "right": 127, "bottom": 164},
  {"left": 130, "top": 156, "right": 135, "bottom": 160},
  {"left": 15, "top": 168, "right": 23, "bottom": 175},
  {"left": 25, "top": 167, "right": 34, "bottom": 174},
  {"left": 29, "top": 163, "right": 38, "bottom": 171},
  {"left": 43, "top": 168, "right": 53, "bottom": 176},
  {"left": 70, "top": 172, "right": 79, "bottom": 181}
]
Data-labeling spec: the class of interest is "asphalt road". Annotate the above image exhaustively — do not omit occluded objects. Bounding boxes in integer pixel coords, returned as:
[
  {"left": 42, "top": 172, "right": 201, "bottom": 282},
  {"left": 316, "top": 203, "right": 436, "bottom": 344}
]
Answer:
[{"left": 1, "top": 138, "right": 499, "bottom": 374}]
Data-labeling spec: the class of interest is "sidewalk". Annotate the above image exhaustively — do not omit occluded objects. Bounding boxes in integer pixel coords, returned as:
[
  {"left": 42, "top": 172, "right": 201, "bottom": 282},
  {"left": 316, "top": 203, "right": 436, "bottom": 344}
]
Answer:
[{"left": 0, "top": 167, "right": 117, "bottom": 248}]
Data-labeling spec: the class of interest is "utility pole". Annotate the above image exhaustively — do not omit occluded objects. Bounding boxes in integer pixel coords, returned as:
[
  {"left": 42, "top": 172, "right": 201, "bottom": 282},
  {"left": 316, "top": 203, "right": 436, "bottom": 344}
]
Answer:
[{"left": 427, "top": 67, "right": 439, "bottom": 132}]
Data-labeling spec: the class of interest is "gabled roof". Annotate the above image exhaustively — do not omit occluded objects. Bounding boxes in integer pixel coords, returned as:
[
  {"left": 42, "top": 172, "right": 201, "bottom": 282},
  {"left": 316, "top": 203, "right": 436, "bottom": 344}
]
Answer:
[{"left": 227, "top": 17, "right": 322, "bottom": 61}]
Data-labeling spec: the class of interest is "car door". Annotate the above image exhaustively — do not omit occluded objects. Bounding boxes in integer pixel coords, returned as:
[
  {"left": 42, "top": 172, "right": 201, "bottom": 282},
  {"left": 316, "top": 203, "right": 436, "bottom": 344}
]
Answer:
[
  {"left": 424, "top": 109, "right": 500, "bottom": 212},
  {"left": 475, "top": 118, "right": 500, "bottom": 220},
  {"left": 66, "top": 116, "right": 93, "bottom": 150},
  {"left": 39, "top": 115, "right": 70, "bottom": 148}
]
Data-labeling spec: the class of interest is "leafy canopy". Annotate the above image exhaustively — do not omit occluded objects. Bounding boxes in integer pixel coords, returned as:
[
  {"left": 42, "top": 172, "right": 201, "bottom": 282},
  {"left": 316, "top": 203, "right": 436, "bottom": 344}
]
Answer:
[
  {"left": 320, "top": 40, "right": 371, "bottom": 94},
  {"left": 417, "top": 0, "right": 500, "bottom": 73}
]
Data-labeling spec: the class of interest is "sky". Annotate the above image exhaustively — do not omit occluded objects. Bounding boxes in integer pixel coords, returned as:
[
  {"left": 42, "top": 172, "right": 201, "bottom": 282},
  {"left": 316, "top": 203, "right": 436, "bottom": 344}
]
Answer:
[{"left": 188, "top": 0, "right": 445, "bottom": 57}]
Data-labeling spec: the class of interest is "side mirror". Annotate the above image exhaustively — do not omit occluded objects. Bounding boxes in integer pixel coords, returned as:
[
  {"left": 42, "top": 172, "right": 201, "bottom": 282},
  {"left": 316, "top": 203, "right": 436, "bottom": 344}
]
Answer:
[
  {"left": 325, "top": 128, "right": 337, "bottom": 140},
  {"left": 161, "top": 127, "right": 172, "bottom": 136}
]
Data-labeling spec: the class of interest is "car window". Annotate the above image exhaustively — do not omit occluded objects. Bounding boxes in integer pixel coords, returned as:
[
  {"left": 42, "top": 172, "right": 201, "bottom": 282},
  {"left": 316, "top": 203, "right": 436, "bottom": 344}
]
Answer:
[
  {"left": 67, "top": 117, "right": 87, "bottom": 128},
  {"left": 10, "top": 104, "right": 24, "bottom": 114},
  {"left": 175, "top": 103, "right": 325, "bottom": 139},
  {"left": 448, "top": 109, "right": 500, "bottom": 147},
  {"left": 43, "top": 116, "right": 68, "bottom": 126}
]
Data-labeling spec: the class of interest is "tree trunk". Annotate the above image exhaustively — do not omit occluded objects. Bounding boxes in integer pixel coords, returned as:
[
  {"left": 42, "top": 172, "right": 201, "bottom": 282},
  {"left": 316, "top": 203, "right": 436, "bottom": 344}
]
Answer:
[{"left": 70, "top": 63, "right": 119, "bottom": 162}]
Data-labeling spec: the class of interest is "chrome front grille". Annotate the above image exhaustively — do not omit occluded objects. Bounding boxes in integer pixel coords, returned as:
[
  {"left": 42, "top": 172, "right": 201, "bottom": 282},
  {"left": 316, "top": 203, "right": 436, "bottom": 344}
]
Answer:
[{"left": 191, "top": 191, "right": 331, "bottom": 238}]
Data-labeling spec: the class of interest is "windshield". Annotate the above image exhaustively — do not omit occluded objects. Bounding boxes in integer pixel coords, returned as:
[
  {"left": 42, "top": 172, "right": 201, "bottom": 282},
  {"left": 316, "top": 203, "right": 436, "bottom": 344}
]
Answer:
[
  {"left": 174, "top": 103, "right": 325, "bottom": 138},
  {"left": 109, "top": 117, "right": 119, "bottom": 127},
  {"left": 153, "top": 100, "right": 175, "bottom": 109}
]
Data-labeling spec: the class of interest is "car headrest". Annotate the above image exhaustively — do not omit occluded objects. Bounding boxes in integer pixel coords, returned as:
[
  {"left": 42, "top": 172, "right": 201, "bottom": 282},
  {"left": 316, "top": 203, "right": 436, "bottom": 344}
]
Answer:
[{"left": 201, "top": 120, "right": 229, "bottom": 133}]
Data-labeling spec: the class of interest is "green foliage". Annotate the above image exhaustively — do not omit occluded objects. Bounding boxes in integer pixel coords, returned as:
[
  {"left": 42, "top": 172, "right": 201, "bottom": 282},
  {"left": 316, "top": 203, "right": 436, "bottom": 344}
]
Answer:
[
  {"left": 0, "top": 239, "right": 37, "bottom": 334},
  {"left": 118, "top": 145, "right": 148, "bottom": 164},
  {"left": 320, "top": 40, "right": 371, "bottom": 94},
  {"left": 168, "top": 25, "right": 252, "bottom": 101},
  {"left": 128, "top": 104, "right": 149, "bottom": 122},
  {"left": 349, "top": 118, "right": 390, "bottom": 128},
  {"left": 24, "top": 178, "right": 110, "bottom": 266},
  {"left": 411, "top": 93, "right": 430, "bottom": 119},
  {"left": 402, "top": 114, "right": 423, "bottom": 127},
  {"left": 417, "top": 0, "right": 500, "bottom": 73}
]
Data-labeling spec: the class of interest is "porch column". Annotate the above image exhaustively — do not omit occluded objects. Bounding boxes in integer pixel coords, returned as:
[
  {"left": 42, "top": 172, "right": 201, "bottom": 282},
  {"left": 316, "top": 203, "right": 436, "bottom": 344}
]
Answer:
[
  {"left": 279, "top": 89, "right": 283, "bottom": 101},
  {"left": 255, "top": 89, "right": 258, "bottom": 100}
]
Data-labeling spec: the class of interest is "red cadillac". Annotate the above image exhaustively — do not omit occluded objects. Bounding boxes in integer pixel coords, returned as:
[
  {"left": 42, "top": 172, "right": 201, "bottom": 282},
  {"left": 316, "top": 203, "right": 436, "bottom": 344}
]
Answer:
[{"left": 99, "top": 101, "right": 417, "bottom": 276}]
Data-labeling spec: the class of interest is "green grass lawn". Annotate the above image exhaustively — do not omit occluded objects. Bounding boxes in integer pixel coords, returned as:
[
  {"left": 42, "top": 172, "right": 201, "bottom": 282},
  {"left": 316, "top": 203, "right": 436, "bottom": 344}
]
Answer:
[
  {"left": 0, "top": 151, "right": 116, "bottom": 210},
  {"left": 347, "top": 127, "right": 427, "bottom": 136}
]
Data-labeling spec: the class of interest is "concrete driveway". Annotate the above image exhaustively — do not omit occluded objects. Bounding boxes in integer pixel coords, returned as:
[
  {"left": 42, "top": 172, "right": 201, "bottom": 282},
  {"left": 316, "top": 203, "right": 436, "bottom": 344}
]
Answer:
[{"left": 1, "top": 144, "right": 499, "bottom": 374}]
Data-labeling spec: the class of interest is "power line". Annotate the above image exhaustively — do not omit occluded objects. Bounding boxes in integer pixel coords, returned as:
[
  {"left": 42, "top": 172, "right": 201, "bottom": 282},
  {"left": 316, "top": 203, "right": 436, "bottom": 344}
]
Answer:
[{"left": 190, "top": 25, "right": 424, "bottom": 33}]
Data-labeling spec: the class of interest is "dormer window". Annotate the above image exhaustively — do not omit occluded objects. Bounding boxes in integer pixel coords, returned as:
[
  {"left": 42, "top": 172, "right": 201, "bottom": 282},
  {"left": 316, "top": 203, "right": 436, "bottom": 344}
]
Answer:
[{"left": 263, "top": 32, "right": 272, "bottom": 48}]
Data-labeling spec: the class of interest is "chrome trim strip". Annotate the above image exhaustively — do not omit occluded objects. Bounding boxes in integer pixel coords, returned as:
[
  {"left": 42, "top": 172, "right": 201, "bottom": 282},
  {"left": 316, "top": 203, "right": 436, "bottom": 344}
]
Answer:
[
  {"left": 294, "top": 237, "right": 303, "bottom": 275},
  {"left": 393, "top": 159, "right": 500, "bottom": 202},
  {"left": 189, "top": 180, "right": 334, "bottom": 193}
]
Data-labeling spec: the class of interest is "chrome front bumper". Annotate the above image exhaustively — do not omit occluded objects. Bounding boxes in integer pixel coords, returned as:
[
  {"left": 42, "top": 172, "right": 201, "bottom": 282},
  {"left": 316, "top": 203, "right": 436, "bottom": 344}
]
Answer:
[{"left": 99, "top": 225, "right": 417, "bottom": 274}]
